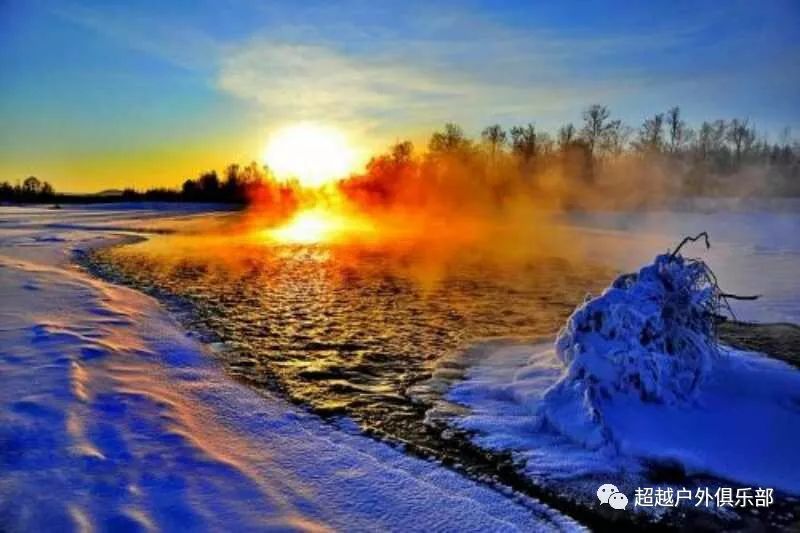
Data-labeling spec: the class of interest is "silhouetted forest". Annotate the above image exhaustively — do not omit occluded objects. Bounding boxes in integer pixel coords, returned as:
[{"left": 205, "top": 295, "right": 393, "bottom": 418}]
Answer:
[
  {"left": 0, "top": 162, "right": 294, "bottom": 208},
  {"left": 3, "top": 105, "right": 798, "bottom": 209},
  {"left": 0, "top": 176, "right": 56, "bottom": 203},
  {"left": 344, "top": 106, "right": 800, "bottom": 210}
]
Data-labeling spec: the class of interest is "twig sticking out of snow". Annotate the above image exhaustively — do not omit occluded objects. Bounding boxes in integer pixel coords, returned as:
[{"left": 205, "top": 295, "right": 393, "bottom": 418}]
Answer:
[
  {"left": 668, "top": 231, "right": 710, "bottom": 261},
  {"left": 668, "top": 232, "right": 760, "bottom": 316},
  {"left": 720, "top": 292, "right": 760, "bottom": 301}
]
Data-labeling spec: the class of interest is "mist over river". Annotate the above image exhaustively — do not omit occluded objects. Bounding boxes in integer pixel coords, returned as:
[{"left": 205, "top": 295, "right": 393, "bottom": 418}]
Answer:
[{"left": 84, "top": 202, "right": 800, "bottom": 447}]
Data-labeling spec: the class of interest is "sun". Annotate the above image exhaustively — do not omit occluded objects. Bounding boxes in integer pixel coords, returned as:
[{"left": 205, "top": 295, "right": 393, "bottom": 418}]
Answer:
[{"left": 263, "top": 123, "right": 356, "bottom": 188}]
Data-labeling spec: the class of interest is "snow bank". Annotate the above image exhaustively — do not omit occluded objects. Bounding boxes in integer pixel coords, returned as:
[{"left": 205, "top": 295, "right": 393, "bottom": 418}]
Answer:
[
  {"left": 543, "top": 251, "right": 719, "bottom": 449},
  {"left": 0, "top": 206, "right": 577, "bottom": 532},
  {"left": 441, "top": 342, "right": 800, "bottom": 496}
]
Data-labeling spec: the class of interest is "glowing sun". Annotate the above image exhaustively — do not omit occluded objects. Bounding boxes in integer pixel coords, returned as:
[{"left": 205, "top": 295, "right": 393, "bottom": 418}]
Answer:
[{"left": 263, "top": 123, "right": 356, "bottom": 188}]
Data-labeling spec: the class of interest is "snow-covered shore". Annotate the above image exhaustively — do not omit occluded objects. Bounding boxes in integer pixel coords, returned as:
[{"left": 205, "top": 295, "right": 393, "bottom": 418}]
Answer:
[
  {"left": 0, "top": 206, "right": 577, "bottom": 532},
  {"left": 426, "top": 206, "right": 800, "bottom": 517},
  {"left": 434, "top": 341, "right": 800, "bottom": 494}
]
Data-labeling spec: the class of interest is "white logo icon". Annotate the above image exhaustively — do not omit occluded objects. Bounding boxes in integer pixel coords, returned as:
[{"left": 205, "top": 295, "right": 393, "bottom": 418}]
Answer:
[
  {"left": 597, "top": 483, "right": 628, "bottom": 510},
  {"left": 608, "top": 492, "right": 628, "bottom": 510}
]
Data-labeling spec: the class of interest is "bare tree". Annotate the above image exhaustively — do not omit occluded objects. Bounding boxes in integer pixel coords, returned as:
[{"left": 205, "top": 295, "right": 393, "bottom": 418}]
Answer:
[
  {"left": 391, "top": 140, "right": 414, "bottom": 164},
  {"left": 600, "top": 120, "right": 632, "bottom": 157},
  {"left": 510, "top": 123, "right": 537, "bottom": 162},
  {"left": 536, "top": 132, "right": 555, "bottom": 156},
  {"left": 429, "top": 123, "right": 471, "bottom": 154},
  {"left": 778, "top": 126, "right": 792, "bottom": 148},
  {"left": 636, "top": 113, "right": 665, "bottom": 153},
  {"left": 711, "top": 120, "right": 727, "bottom": 150},
  {"left": 580, "top": 104, "right": 613, "bottom": 157},
  {"left": 726, "top": 119, "right": 756, "bottom": 164},
  {"left": 696, "top": 122, "right": 714, "bottom": 161},
  {"left": 557, "top": 123, "right": 576, "bottom": 150},
  {"left": 481, "top": 124, "right": 507, "bottom": 163},
  {"left": 666, "top": 106, "right": 687, "bottom": 153},
  {"left": 694, "top": 119, "right": 728, "bottom": 165}
]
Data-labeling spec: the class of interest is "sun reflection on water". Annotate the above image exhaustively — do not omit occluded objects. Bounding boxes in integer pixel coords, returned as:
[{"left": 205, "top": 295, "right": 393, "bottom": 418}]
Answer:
[{"left": 265, "top": 207, "right": 374, "bottom": 245}]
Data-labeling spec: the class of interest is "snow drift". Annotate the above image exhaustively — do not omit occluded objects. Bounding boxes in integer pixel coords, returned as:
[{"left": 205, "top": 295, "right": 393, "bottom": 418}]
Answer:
[{"left": 543, "top": 246, "right": 722, "bottom": 449}]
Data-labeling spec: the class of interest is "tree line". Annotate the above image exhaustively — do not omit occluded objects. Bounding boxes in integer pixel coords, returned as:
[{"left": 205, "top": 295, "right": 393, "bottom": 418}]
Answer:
[
  {"left": 342, "top": 105, "right": 799, "bottom": 210},
  {"left": 3, "top": 105, "right": 798, "bottom": 207},
  {"left": 0, "top": 162, "right": 285, "bottom": 205},
  {"left": 473, "top": 106, "right": 795, "bottom": 172},
  {"left": 0, "top": 176, "right": 55, "bottom": 203},
  {"left": 431, "top": 105, "right": 798, "bottom": 189}
]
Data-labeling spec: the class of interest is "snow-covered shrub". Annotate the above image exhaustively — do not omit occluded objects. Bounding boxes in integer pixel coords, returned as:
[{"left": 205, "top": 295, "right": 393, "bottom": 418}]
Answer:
[{"left": 540, "top": 248, "right": 723, "bottom": 449}]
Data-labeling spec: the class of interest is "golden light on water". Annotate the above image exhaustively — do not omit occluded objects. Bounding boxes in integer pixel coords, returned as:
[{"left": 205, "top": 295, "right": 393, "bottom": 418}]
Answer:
[
  {"left": 266, "top": 207, "right": 374, "bottom": 244},
  {"left": 263, "top": 123, "right": 356, "bottom": 188}
]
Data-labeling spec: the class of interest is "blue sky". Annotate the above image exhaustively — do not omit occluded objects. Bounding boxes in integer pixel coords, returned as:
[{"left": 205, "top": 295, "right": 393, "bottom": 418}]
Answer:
[{"left": 1, "top": 0, "right": 798, "bottom": 191}]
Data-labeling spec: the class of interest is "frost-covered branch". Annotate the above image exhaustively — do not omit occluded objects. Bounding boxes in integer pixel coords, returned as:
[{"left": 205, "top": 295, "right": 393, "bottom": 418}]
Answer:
[{"left": 539, "top": 233, "right": 759, "bottom": 450}]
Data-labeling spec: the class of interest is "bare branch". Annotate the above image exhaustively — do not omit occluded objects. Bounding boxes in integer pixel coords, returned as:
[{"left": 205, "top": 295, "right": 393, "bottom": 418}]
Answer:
[
  {"left": 669, "top": 232, "right": 710, "bottom": 260},
  {"left": 720, "top": 292, "right": 761, "bottom": 301}
]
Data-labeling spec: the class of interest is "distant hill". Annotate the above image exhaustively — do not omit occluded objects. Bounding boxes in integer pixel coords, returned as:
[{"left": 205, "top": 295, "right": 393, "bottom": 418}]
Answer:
[{"left": 95, "top": 189, "right": 124, "bottom": 197}]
